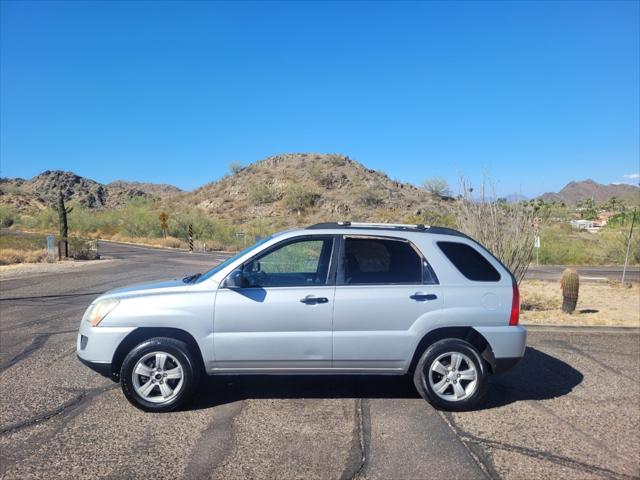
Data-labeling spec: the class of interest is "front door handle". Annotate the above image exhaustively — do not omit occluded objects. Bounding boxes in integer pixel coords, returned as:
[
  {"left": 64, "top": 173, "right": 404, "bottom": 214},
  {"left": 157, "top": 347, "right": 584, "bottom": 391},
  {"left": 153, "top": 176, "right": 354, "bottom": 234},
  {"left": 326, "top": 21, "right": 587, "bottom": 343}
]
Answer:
[
  {"left": 300, "top": 295, "right": 329, "bottom": 304},
  {"left": 410, "top": 292, "right": 438, "bottom": 301}
]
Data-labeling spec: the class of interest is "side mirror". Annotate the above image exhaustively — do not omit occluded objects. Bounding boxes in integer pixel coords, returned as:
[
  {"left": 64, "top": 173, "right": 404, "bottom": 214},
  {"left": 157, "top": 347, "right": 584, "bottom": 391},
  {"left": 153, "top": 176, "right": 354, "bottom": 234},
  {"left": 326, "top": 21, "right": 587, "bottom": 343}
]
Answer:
[{"left": 222, "top": 269, "right": 245, "bottom": 289}]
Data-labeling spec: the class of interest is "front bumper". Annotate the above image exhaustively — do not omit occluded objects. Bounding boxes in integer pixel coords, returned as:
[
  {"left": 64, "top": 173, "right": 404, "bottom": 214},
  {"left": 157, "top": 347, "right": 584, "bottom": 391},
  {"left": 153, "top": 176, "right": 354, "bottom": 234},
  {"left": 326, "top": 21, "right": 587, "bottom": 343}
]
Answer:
[
  {"left": 77, "top": 355, "right": 112, "bottom": 378},
  {"left": 76, "top": 321, "right": 135, "bottom": 374},
  {"left": 473, "top": 325, "right": 527, "bottom": 373}
]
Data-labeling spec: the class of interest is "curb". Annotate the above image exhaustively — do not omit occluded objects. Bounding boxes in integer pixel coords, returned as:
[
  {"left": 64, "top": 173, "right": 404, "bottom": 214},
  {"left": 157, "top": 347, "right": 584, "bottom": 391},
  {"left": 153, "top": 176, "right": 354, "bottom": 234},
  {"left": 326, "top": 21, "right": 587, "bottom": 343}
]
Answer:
[
  {"left": 523, "top": 324, "right": 640, "bottom": 333},
  {"left": 99, "top": 239, "right": 236, "bottom": 256}
]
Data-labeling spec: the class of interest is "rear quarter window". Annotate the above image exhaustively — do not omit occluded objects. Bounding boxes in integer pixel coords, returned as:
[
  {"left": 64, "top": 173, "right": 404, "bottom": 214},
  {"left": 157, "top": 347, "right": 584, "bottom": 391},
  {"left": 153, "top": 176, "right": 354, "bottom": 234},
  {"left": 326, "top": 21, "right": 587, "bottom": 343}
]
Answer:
[{"left": 437, "top": 241, "right": 501, "bottom": 282}]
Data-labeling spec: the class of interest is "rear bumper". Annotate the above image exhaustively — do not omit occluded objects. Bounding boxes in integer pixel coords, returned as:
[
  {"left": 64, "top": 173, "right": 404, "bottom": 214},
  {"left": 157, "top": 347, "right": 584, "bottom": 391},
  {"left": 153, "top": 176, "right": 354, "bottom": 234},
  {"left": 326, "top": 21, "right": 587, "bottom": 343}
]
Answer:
[
  {"left": 493, "top": 356, "right": 523, "bottom": 373},
  {"left": 473, "top": 325, "right": 527, "bottom": 374}
]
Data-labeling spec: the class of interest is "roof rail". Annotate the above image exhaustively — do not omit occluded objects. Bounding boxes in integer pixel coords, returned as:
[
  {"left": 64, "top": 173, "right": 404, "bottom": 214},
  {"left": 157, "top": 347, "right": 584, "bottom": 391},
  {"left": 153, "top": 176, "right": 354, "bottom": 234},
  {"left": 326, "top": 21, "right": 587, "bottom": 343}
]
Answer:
[{"left": 306, "top": 222, "right": 430, "bottom": 231}]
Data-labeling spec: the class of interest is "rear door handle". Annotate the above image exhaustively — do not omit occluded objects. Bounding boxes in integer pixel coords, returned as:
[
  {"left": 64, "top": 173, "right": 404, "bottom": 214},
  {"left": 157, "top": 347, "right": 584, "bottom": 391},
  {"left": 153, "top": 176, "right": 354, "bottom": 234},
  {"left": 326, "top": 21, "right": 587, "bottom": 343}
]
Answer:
[
  {"left": 300, "top": 296, "right": 329, "bottom": 304},
  {"left": 410, "top": 293, "right": 437, "bottom": 301}
]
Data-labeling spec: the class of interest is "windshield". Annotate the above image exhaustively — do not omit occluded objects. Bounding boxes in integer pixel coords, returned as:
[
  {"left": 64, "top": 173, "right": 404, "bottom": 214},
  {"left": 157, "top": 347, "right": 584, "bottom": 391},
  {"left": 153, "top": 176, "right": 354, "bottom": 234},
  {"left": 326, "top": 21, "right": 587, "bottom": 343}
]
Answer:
[{"left": 195, "top": 236, "right": 272, "bottom": 283}]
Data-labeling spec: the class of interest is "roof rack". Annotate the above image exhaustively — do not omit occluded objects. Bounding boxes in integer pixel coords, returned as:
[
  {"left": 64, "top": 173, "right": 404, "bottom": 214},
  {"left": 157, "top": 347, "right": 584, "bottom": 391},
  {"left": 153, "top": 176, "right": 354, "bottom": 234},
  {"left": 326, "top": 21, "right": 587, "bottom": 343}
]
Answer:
[
  {"left": 306, "top": 221, "right": 429, "bottom": 231},
  {"left": 305, "top": 222, "right": 466, "bottom": 237}
]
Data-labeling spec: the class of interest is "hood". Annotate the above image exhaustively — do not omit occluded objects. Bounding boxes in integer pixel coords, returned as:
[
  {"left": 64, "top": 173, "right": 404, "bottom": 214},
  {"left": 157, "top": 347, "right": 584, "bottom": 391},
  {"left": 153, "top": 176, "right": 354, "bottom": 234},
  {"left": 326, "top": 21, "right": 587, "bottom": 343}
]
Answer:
[{"left": 102, "top": 278, "right": 189, "bottom": 298}]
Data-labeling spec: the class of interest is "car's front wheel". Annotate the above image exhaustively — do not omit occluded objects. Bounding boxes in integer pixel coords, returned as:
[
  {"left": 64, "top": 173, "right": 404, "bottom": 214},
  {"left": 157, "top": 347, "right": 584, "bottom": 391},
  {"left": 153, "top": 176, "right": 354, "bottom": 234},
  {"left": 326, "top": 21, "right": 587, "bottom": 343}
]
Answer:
[
  {"left": 120, "top": 337, "right": 200, "bottom": 412},
  {"left": 413, "top": 338, "right": 487, "bottom": 411}
]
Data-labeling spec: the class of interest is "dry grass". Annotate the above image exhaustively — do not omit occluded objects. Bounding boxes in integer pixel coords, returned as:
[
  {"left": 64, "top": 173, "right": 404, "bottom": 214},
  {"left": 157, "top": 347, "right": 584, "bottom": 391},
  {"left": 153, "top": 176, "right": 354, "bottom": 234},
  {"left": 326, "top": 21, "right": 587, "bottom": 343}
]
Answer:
[
  {"left": 520, "top": 279, "right": 640, "bottom": 327},
  {"left": 0, "top": 248, "right": 48, "bottom": 265}
]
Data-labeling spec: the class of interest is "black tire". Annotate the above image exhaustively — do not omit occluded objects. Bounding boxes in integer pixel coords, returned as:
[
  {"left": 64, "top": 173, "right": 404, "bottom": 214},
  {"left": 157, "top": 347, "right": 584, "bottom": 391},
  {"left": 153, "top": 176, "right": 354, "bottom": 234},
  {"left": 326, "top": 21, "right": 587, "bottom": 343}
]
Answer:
[
  {"left": 120, "top": 337, "right": 200, "bottom": 412},
  {"left": 413, "top": 338, "right": 487, "bottom": 411}
]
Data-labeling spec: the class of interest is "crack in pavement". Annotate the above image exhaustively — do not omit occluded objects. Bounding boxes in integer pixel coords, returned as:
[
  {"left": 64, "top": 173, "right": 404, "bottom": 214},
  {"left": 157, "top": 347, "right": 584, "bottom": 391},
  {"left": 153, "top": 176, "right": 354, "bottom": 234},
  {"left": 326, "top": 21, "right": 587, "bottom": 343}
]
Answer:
[
  {"left": 0, "top": 385, "right": 117, "bottom": 436},
  {"left": 341, "top": 398, "right": 371, "bottom": 480},
  {"left": 441, "top": 411, "right": 636, "bottom": 480},
  {"left": 438, "top": 412, "right": 496, "bottom": 480},
  {"left": 0, "top": 329, "right": 77, "bottom": 373},
  {"left": 183, "top": 400, "right": 245, "bottom": 479},
  {"left": 556, "top": 340, "right": 636, "bottom": 382},
  {"left": 0, "top": 291, "right": 104, "bottom": 302}
]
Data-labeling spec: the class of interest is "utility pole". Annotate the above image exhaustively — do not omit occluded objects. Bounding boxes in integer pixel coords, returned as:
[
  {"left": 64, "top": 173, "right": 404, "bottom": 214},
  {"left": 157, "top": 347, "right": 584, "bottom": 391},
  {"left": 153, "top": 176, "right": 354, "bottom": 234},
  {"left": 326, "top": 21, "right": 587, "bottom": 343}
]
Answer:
[{"left": 621, "top": 208, "right": 636, "bottom": 285}]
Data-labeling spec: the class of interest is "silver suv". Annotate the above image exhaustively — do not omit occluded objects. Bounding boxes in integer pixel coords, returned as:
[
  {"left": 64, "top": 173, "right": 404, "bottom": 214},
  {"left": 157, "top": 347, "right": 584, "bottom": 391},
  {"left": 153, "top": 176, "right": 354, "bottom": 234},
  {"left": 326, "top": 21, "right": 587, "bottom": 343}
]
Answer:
[{"left": 77, "top": 222, "right": 526, "bottom": 412}]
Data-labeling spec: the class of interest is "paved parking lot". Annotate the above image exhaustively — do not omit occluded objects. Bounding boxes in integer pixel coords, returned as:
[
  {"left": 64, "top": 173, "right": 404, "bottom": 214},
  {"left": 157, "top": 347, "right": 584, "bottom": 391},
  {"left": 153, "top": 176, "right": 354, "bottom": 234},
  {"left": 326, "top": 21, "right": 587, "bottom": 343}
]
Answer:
[{"left": 1, "top": 242, "right": 638, "bottom": 479}]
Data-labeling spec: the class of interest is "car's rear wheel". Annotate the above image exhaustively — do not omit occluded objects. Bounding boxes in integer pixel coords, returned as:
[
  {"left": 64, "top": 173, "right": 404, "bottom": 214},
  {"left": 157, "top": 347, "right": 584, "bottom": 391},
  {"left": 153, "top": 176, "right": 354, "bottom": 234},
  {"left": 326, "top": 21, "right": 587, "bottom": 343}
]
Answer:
[
  {"left": 413, "top": 338, "right": 487, "bottom": 411},
  {"left": 120, "top": 337, "right": 199, "bottom": 412}
]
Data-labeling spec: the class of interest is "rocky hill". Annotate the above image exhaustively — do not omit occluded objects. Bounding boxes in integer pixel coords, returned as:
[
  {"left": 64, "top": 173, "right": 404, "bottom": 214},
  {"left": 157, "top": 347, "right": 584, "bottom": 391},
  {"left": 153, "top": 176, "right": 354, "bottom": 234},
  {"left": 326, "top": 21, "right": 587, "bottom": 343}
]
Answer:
[
  {"left": 0, "top": 170, "right": 182, "bottom": 212},
  {"left": 0, "top": 155, "right": 446, "bottom": 225},
  {"left": 182, "top": 153, "right": 444, "bottom": 225},
  {"left": 539, "top": 179, "right": 639, "bottom": 206},
  {"left": 105, "top": 180, "right": 182, "bottom": 208}
]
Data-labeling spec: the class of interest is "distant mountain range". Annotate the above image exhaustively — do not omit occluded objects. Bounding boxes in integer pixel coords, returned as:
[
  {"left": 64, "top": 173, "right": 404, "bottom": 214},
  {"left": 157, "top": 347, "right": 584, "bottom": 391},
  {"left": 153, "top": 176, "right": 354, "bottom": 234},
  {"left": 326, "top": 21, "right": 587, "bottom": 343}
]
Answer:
[
  {"left": 0, "top": 170, "right": 181, "bottom": 212},
  {"left": 1, "top": 158, "right": 638, "bottom": 221},
  {"left": 539, "top": 179, "right": 639, "bottom": 206}
]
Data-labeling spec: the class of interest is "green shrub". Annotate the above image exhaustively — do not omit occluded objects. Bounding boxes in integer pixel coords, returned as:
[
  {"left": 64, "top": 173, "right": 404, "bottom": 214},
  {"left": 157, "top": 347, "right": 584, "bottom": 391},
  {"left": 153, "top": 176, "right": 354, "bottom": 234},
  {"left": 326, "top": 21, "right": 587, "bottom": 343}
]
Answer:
[
  {"left": 283, "top": 184, "right": 320, "bottom": 213},
  {"left": 22, "top": 207, "right": 58, "bottom": 230},
  {"left": 357, "top": 188, "right": 385, "bottom": 207},
  {"left": 0, "top": 206, "right": 17, "bottom": 228},
  {"left": 248, "top": 183, "right": 279, "bottom": 205}
]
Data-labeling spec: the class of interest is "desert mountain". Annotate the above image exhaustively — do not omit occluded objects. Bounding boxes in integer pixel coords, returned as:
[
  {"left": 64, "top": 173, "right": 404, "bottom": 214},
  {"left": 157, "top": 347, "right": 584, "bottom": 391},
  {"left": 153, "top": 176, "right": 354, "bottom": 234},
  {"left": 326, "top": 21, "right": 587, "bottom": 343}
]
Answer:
[
  {"left": 539, "top": 179, "right": 639, "bottom": 206},
  {"left": 0, "top": 170, "right": 182, "bottom": 212},
  {"left": 182, "top": 153, "right": 443, "bottom": 224},
  {"left": 0, "top": 154, "right": 446, "bottom": 225}
]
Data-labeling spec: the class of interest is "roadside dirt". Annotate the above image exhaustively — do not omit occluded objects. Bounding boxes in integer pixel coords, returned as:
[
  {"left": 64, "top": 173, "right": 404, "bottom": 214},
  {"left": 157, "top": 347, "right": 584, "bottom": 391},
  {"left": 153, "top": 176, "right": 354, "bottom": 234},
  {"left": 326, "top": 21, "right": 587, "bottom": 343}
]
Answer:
[
  {"left": 0, "top": 259, "right": 115, "bottom": 280},
  {"left": 520, "top": 279, "right": 640, "bottom": 327}
]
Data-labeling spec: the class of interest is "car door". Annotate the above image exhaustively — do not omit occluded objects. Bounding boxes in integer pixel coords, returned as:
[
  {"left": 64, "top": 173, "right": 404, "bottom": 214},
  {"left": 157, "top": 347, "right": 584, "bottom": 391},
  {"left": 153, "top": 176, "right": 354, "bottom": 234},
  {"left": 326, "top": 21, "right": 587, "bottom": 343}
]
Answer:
[
  {"left": 212, "top": 235, "right": 337, "bottom": 371},
  {"left": 332, "top": 235, "right": 443, "bottom": 371}
]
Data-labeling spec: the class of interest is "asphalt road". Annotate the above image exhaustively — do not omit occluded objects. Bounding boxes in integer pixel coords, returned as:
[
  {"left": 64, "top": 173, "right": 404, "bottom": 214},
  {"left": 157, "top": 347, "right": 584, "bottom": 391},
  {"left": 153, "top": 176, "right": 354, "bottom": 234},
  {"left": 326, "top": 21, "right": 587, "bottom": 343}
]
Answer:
[
  {"left": 1, "top": 242, "right": 638, "bottom": 479},
  {"left": 526, "top": 264, "right": 639, "bottom": 282}
]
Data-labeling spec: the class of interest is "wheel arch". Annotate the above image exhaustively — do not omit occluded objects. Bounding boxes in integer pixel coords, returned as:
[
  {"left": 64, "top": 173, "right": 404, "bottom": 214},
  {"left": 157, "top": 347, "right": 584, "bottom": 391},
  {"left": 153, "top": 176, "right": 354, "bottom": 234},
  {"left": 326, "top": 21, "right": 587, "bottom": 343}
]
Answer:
[
  {"left": 110, "top": 327, "right": 205, "bottom": 382},
  {"left": 408, "top": 327, "right": 495, "bottom": 374}
]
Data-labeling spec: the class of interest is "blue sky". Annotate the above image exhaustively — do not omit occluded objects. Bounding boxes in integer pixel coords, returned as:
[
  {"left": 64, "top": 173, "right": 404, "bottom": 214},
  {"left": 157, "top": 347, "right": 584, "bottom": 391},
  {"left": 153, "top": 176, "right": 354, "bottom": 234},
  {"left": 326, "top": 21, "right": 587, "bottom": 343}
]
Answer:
[{"left": 1, "top": 0, "right": 638, "bottom": 196}]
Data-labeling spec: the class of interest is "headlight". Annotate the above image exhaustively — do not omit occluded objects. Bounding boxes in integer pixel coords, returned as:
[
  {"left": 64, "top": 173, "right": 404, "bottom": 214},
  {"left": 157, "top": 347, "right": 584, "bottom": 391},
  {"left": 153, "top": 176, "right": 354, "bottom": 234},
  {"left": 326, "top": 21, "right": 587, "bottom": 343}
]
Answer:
[{"left": 83, "top": 299, "right": 119, "bottom": 327}]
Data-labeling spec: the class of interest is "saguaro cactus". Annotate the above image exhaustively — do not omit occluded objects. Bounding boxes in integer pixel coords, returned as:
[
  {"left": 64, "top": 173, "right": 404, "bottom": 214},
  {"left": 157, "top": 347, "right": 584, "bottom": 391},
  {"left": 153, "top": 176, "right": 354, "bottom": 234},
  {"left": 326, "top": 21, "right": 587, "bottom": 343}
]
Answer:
[
  {"left": 56, "top": 190, "right": 73, "bottom": 258},
  {"left": 560, "top": 268, "right": 580, "bottom": 313}
]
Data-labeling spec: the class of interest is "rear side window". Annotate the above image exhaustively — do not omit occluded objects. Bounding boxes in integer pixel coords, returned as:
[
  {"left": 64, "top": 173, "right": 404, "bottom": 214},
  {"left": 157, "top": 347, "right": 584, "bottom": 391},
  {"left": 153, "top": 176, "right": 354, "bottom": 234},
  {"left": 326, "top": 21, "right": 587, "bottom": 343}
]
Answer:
[
  {"left": 437, "top": 241, "right": 501, "bottom": 282},
  {"left": 343, "top": 238, "right": 423, "bottom": 284}
]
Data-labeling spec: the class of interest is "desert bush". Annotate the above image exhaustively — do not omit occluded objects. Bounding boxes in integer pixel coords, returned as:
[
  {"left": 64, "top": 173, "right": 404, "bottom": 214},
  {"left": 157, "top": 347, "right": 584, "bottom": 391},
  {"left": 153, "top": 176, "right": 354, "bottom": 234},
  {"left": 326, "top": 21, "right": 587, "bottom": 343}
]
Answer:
[
  {"left": 0, "top": 231, "right": 48, "bottom": 264},
  {"left": 229, "top": 162, "right": 244, "bottom": 175},
  {"left": 327, "top": 154, "right": 347, "bottom": 167},
  {"left": 68, "top": 237, "right": 99, "bottom": 260},
  {"left": 248, "top": 183, "right": 279, "bottom": 205},
  {"left": 404, "top": 210, "right": 456, "bottom": 228},
  {"left": 536, "top": 223, "right": 639, "bottom": 266},
  {"left": 283, "top": 184, "right": 320, "bottom": 213},
  {"left": 594, "top": 227, "right": 640, "bottom": 265},
  {"left": 422, "top": 177, "right": 451, "bottom": 197},
  {"left": 0, "top": 206, "right": 17, "bottom": 228},
  {"left": 0, "top": 248, "right": 47, "bottom": 265},
  {"left": 455, "top": 177, "right": 540, "bottom": 283},
  {"left": 538, "top": 227, "right": 594, "bottom": 265},
  {"left": 21, "top": 207, "right": 58, "bottom": 230},
  {"left": 357, "top": 188, "right": 385, "bottom": 208}
]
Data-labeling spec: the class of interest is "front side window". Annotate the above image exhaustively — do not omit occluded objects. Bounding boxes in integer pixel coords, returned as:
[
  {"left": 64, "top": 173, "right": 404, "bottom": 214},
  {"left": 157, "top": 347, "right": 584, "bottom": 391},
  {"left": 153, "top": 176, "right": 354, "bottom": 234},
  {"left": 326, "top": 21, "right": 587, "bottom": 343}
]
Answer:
[
  {"left": 342, "top": 237, "right": 423, "bottom": 285},
  {"left": 243, "top": 238, "right": 334, "bottom": 287}
]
